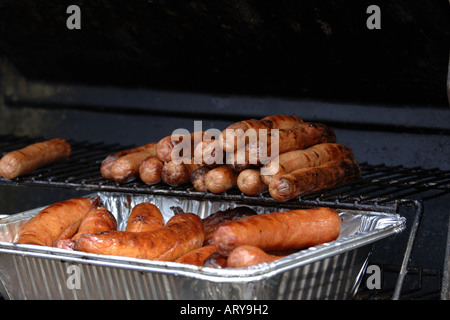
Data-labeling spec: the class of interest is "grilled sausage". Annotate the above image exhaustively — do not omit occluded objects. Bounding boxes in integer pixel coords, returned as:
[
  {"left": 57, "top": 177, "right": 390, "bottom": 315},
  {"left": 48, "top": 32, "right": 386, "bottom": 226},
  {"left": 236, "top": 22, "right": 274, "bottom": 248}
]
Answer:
[
  {"left": 202, "top": 206, "right": 257, "bottom": 245},
  {"left": 110, "top": 143, "right": 157, "bottom": 183},
  {"left": 125, "top": 202, "right": 165, "bottom": 233},
  {"left": 100, "top": 142, "right": 156, "bottom": 179},
  {"left": 161, "top": 160, "right": 203, "bottom": 186},
  {"left": 191, "top": 166, "right": 211, "bottom": 192},
  {"left": 174, "top": 245, "right": 218, "bottom": 266},
  {"left": 213, "top": 207, "right": 341, "bottom": 256},
  {"left": 0, "top": 138, "right": 71, "bottom": 180},
  {"left": 205, "top": 165, "right": 238, "bottom": 194},
  {"left": 194, "top": 140, "right": 223, "bottom": 166},
  {"left": 139, "top": 156, "right": 164, "bottom": 185},
  {"left": 227, "top": 245, "right": 285, "bottom": 268},
  {"left": 17, "top": 197, "right": 96, "bottom": 247},
  {"left": 261, "top": 143, "right": 354, "bottom": 185},
  {"left": 269, "top": 159, "right": 361, "bottom": 202},
  {"left": 156, "top": 132, "right": 205, "bottom": 163},
  {"left": 203, "top": 252, "right": 228, "bottom": 268},
  {"left": 74, "top": 212, "right": 205, "bottom": 261},
  {"left": 237, "top": 169, "right": 268, "bottom": 196},
  {"left": 220, "top": 115, "right": 303, "bottom": 152}
]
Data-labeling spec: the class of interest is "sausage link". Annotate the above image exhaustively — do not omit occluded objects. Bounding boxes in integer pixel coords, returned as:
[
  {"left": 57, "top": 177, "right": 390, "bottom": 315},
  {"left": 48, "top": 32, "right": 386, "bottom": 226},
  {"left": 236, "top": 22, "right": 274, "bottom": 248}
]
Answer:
[
  {"left": 139, "top": 156, "right": 164, "bottom": 185},
  {"left": 125, "top": 202, "right": 165, "bottom": 233},
  {"left": 205, "top": 165, "right": 238, "bottom": 194},
  {"left": 175, "top": 245, "right": 218, "bottom": 266},
  {"left": 227, "top": 245, "right": 285, "bottom": 268},
  {"left": 237, "top": 169, "right": 268, "bottom": 196}
]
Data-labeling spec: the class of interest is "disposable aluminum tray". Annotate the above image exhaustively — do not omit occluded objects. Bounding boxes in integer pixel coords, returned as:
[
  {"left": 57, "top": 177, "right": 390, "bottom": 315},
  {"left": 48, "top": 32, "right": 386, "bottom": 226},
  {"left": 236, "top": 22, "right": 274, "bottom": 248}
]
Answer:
[{"left": 0, "top": 192, "right": 406, "bottom": 300}]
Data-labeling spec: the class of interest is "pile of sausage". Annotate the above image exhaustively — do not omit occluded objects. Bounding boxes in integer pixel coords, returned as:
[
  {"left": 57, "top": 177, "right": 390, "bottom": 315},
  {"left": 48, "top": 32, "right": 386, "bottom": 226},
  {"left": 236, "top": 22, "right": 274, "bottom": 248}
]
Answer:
[
  {"left": 100, "top": 114, "right": 361, "bottom": 202},
  {"left": 16, "top": 197, "right": 342, "bottom": 268}
]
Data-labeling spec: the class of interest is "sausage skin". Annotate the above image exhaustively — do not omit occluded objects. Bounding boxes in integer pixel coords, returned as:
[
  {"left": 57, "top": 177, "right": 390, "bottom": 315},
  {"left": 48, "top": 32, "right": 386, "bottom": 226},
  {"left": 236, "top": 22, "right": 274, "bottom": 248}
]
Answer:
[
  {"left": 0, "top": 138, "right": 71, "bottom": 180},
  {"left": 213, "top": 207, "right": 341, "bottom": 256},
  {"left": 174, "top": 245, "right": 218, "bottom": 266},
  {"left": 261, "top": 143, "right": 354, "bottom": 185},
  {"left": 125, "top": 202, "right": 165, "bottom": 233},
  {"left": 139, "top": 156, "right": 164, "bottom": 185},
  {"left": 74, "top": 212, "right": 205, "bottom": 261},
  {"left": 16, "top": 197, "right": 96, "bottom": 247},
  {"left": 205, "top": 165, "right": 238, "bottom": 194},
  {"left": 269, "top": 159, "right": 361, "bottom": 202},
  {"left": 202, "top": 206, "right": 257, "bottom": 246},
  {"left": 227, "top": 245, "right": 285, "bottom": 268}
]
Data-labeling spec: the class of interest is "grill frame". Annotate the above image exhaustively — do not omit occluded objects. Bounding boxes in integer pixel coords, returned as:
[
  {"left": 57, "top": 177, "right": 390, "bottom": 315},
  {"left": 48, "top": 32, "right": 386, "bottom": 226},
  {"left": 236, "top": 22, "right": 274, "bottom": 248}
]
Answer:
[{"left": 0, "top": 134, "right": 449, "bottom": 300}]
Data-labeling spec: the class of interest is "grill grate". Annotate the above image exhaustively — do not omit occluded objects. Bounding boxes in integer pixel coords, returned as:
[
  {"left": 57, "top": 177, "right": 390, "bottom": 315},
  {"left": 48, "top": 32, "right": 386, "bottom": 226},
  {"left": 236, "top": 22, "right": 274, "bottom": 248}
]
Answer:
[
  {"left": 1, "top": 134, "right": 449, "bottom": 300},
  {"left": 1, "top": 134, "right": 449, "bottom": 213}
]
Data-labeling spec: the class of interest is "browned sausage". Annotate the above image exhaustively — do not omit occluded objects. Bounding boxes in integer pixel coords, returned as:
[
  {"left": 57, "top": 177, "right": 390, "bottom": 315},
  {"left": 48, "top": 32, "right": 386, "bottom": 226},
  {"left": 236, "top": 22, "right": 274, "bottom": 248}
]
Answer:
[
  {"left": 213, "top": 207, "right": 341, "bottom": 256},
  {"left": 261, "top": 143, "right": 354, "bottom": 185},
  {"left": 110, "top": 143, "right": 157, "bottom": 183},
  {"left": 17, "top": 197, "right": 97, "bottom": 246},
  {"left": 203, "top": 252, "right": 228, "bottom": 268},
  {"left": 0, "top": 138, "right": 71, "bottom": 180},
  {"left": 55, "top": 206, "right": 117, "bottom": 249},
  {"left": 156, "top": 132, "right": 205, "bottom": 163},
  {"left": 139, "top": 156, "right": 164, "bottom": 185},
  {"left": 193, "top": 140, "right": 224, "bottom": 166},
  {"left": 202, "top": 206, "right": 257, "bottom": 246},
  {"left": 227, "top": 245, "right": 285, "bottom": 268},
  {"left": 161, "top": 160, "right": 203, "bottom": 186},
  {"left": 205, "top": 165, "right": 238, "bottom": 194},
  {"left": 268, "top": 159, "right": 361, "bottom": 202},
  {"left": 74, "top": 212, "right": 204, "bottom": 261},
  {"left": 220, "top": 115, "right": 303, "bottom": 152},
  {"left": 237, "top": 169, "right": 268, "bottom": 196},
  {"left": 100, "top": 142, "right": 156, "bottom": 179},
  {"left": 174, "top": 245, "right": 218, "bottom": 266},
  {"left": 125, "top": 202, "right": 165, "bottom": 233},
  {"left": 191, "top": 166, "right": 211, "bottom": 192}
]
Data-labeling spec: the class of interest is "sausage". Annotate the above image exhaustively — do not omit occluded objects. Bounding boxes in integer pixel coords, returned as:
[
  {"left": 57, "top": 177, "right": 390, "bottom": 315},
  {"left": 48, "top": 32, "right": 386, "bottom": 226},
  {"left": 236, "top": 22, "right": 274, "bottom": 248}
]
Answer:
[
  {"left": 110, "top": 143, "right": 157, "bottom": 183},
  {"left": 16, "top": 197, "right": 96, "bottom": 246},
  {"left": 205, "top": 165, "right": 238, "bottom": 194},
  {"left": 125, "top": 202, "right": 165, "bottom": 233},
  {"left": 161, "top": 160, "right": 203, "bottom": 186},
  {"left": 156, "top": 132, "right": 205, "bottom": 163},
  {"left": 203, "top": 252, "right": 228, "bottom": 268},
  {"left": 194, "top": 140, "right": 223, "bottom": 166},
  {"left": 237, "top": 169, "right": 268, "bottom": 196},
  {"left": 220, "top": 115, "right": 303, "bottom": 152},
  {"left": 202, "top": 206, "right": 257, "bottom": 245},
  {"left": 139, "top": 156, "right": 164, "bottom": 185},
  {"left": 261, "top": 143, "right": 354, "bottom": 185},
  {"left": 226, "top": 245, "right": 285, "bottom": 268},
  {"left": 100, "top": 142, "right": 156, "bottom": 179},
  {"left": 74, "top": 212, "right": 205, "bottom": 261},
  {"left": 0, "top": 138, "right": 71, "bottom": 180},
  {"left": 213, "top": 207, "right": 341, "bottom": 256},
  {"left": 55, "top": 206, "right": 117, "bottom": 249},
  {"left": 191, "top": 166, "right": 210, "bottom": 192},
  {"left": 174, "top": 244, "right": 218, "bottom": 266},
  {"left": 268, "top": 159, "right": 361, "bottom": 202}
]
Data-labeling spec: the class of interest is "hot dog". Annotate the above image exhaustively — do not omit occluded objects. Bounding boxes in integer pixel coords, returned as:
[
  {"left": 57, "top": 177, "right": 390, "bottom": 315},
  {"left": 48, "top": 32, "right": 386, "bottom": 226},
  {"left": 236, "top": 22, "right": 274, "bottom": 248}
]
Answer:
[
  {"left": 220, "top": 115, "right": 303, "bottom": 152},
  {"left": 269, "top": 159, "right": 361, "bottom": 202},
  {"left": 213, "top": 207, "right": 341, "bottom": 256},
  {"left": 0, "top": 138, "right": 71, "bottom": 180},
  {"left": 100, "top": 142, "right": 156, "bottom": 179},
  {"left": 125, "top": 202, "right": 165, "bottom": 233},
  {"left": 139, "top": 156, "right": 164, "bottom": 185},
  {"left": 74, "top": 212, "right": 204, "bottom": 261},
  {"left": 110, "top": 143, "right": 157, "bottom": 183},
  {"left": 191, "top": 166, "right": 211, "bottom": 192},
  {"left": 16, "top": 197, "right": 97, "bottom": 247},
  {"left": 161, "top": 160, "right": 203, "bottom": 186},
  {"left": 261, "top": 143, "right": 355, "bottom": 185},
  {"left": 226, "top": 245, "right": 285, "bottom": 268},
  {"left": 205, "top": 165, "right": 238, "bottom": 194},
  {"left": 202, "top": 206, "right": 257, "bottom": 245},
  {"left": 237, "top": 169, "right": 268, "bottom": 196},
  {"left": 174, "top": 244, "right": 218, "bottom": 266}
]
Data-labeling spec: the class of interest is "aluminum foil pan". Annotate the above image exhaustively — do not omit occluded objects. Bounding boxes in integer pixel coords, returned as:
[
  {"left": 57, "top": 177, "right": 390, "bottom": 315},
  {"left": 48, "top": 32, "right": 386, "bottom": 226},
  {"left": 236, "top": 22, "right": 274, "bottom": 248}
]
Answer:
[{"left": 0, "top": 192, "right": 406, "bottom": 300}]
